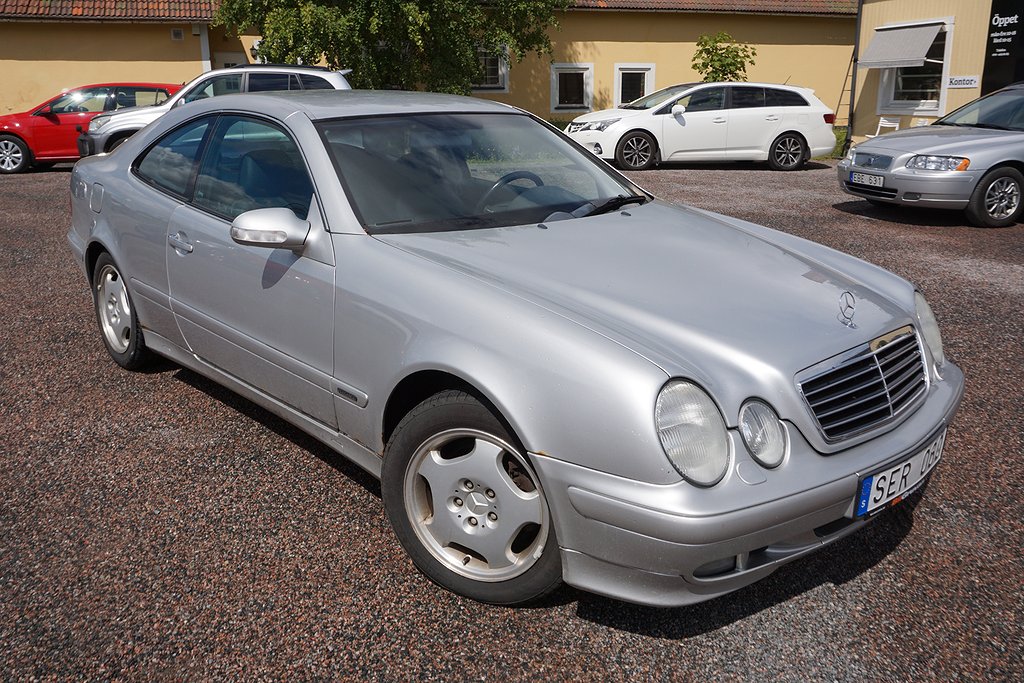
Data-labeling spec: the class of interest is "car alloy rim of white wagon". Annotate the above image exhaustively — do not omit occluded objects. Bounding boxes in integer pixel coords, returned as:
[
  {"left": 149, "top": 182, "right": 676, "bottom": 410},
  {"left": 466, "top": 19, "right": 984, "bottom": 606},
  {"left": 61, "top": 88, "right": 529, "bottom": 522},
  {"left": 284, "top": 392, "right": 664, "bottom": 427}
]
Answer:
[
  {"left": 985, "top": 177, "right": 1021, "bottom": 219},
  {"left": 403, "top": 428, "right": 550, "bottom": 582},
  {"left": 774, "top": 137, "right": 803, "bottom": 168},
  {"left": 0, "top": 140, "right": 23, "bottom": 171},
  {"left": 96, "top": 264, "right": 133, "bottom": 354},
  {"left": 622, "top": 136, "right": 652, "bottom": 168}
]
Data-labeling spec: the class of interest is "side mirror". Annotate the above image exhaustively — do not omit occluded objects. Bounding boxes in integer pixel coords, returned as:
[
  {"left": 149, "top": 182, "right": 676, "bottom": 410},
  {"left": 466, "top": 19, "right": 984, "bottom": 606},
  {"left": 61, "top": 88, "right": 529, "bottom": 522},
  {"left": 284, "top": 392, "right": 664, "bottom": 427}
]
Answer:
[
  {"left": 671, "top": 104, "right": 686, "bottom": 116},
  {"left": 230, "top": 207, "right": 310, "bottom": 249}
]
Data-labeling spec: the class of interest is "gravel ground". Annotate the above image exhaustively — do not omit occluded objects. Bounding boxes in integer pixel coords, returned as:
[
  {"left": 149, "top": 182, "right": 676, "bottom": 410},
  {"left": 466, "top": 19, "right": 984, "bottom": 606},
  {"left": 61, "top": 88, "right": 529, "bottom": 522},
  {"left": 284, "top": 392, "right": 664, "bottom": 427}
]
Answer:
[{"left": 1, "top": 161, "right": 1021, "bottom": 680}]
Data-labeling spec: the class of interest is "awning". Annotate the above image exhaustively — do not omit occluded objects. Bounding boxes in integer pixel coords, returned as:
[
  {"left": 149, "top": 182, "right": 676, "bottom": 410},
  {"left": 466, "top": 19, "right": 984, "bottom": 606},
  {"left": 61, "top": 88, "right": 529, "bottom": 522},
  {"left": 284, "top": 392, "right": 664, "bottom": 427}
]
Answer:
[{"left": 859, "top": 23, "right": 943, "bottom": 69}]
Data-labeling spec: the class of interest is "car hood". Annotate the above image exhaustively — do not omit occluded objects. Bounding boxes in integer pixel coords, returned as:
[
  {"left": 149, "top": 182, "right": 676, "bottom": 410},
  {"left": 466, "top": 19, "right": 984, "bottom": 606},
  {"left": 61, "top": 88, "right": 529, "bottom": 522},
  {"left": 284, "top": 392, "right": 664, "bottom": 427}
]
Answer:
[
  {"left": 855, "top": 125, "right": 1024, "bottom": 154},
  {"left": 95, "top": 102, "right": 172, "bottom": 126},
  {"left": 375, "top": 202, "right": 912, "bottom": 396},
  {"left": 572, "top": 108, "right": 648, "bottom": 123}
]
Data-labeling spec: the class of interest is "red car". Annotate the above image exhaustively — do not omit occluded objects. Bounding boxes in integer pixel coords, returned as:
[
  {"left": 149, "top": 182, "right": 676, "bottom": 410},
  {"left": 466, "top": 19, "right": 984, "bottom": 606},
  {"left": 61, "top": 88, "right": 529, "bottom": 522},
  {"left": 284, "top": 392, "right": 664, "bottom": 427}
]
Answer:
[{"left": 0, "top": 82, "right": 181, "bottom": 174}]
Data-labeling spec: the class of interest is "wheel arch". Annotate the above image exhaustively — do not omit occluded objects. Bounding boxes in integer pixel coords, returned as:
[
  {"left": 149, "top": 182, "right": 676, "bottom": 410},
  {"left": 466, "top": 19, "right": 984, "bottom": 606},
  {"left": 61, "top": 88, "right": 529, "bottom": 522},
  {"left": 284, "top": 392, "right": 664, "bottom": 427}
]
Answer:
[
  {"left": 981, "top": 159, "right": 1024, "bottom": 177},
  {"left": 382, "top": 369, "right": 525, "bottom": 454},
  {"left": 775, "top": 129, "right": 809, "bottom": 154},
  {"left": 85, "top": 240, "right": 111, "bottom": 285},
  {"left": 0, "top": 131, "right": 34, "bottom": 165},
  {"left": 104, "top": 129, "right": 140, "bottom": 153}
]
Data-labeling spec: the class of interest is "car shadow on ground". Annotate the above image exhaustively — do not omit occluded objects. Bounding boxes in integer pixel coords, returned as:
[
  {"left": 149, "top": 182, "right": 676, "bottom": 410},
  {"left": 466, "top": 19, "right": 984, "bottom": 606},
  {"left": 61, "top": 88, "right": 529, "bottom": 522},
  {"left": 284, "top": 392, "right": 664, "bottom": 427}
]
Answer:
[
  {"left": 832, "top": 200, "right": 973, "bottom": 228},
  {"left": 172, "top": 366, "right": 383, "bottom": 498},
  {"left": 571, "top": 492, "right": 924, "bottom": 636},
  {"left": 651, "top": 160, "right": 833, "bottom": 172}
]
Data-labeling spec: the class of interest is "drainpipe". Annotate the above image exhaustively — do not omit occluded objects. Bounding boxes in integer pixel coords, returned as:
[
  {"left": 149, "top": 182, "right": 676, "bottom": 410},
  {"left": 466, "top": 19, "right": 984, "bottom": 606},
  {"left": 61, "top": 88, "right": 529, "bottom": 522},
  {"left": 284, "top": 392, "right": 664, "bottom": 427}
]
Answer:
[
  {"left": 195, "top": 23, "right": 212, "bottom": 72},
  {"left": 844, "top": 0, "right": 865, "bottom": 154}
]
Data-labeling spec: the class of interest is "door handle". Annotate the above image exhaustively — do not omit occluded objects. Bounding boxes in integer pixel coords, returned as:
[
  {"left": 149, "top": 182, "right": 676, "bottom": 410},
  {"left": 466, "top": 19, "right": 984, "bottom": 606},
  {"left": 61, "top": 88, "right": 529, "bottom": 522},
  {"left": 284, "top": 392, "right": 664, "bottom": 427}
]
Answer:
[
  {"left": 712, "top": 117, "right": 727, "bottom": 124},
  {"left": 765, "top": 115, "right": 780, "bottom": 121},
  {"left": 168, "top": 232, "right": 193, "bottom": 253}
]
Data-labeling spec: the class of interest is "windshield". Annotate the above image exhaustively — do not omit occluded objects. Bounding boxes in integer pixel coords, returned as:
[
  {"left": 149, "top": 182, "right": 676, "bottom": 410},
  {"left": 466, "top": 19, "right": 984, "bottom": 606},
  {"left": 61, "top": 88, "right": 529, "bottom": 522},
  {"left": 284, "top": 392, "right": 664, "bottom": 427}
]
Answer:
[
  {"left": 620, "top": 83, "right": 697, "bottom": 110},
  {"left": 318, "top": 113, "right": 641, "bottom": 234},
  {"left": 935, "top": 90, "right": 1024, "bottom": 130}
]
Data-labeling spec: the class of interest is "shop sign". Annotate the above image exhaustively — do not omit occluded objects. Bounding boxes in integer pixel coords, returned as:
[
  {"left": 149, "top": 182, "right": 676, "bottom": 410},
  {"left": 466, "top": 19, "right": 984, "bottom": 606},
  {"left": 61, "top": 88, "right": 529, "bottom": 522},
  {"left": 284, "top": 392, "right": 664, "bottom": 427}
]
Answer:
[
  {"left": 982, "top": 0, "right": 1024, "bottom": 94},
  {"left": 947, "top": 76, "right": 980, "bottom": 88}
]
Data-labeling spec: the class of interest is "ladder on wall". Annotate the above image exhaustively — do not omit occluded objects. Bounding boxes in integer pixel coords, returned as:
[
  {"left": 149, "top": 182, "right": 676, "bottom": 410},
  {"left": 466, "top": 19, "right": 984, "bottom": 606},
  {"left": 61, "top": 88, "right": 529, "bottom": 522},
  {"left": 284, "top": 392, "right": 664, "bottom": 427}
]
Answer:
[{"left": 834, "top": 49, "right": 855, "bottom": 127}]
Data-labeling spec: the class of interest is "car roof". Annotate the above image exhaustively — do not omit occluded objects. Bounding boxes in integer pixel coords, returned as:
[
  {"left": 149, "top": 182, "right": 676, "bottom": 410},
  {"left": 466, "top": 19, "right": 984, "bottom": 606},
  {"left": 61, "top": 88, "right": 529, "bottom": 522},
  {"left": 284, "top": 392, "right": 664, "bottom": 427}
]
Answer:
[
  {"left": 59, "top": 82, "right": 181, "bottom": 91},
  {"left": 182, "top": 90, "right": 518, "bottom": 121}
]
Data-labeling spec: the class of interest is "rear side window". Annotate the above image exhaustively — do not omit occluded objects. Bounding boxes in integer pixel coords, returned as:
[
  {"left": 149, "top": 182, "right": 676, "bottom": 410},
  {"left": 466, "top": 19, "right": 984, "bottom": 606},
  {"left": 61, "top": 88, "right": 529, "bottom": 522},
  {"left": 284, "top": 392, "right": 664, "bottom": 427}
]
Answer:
[
  {"left": 300, "top": 75, "right": 334, "bottom": 90},
  {"left": 731, "top": 86, "right": 765, "bottom": 109},
  {"left": 192, "top": 115, "right": 314, "bottom": 220},
  {"left": 766, "top": 89, "right": 809, "bottom": 107},
  {"left": 110, "top": 87, "right": 173, "bottom": 109},
  {"left": 135, "top": 118, "right": 211, "bottom": 197},
  {"left": 247, "top": 72, "right": 295, "bottom": 92}
]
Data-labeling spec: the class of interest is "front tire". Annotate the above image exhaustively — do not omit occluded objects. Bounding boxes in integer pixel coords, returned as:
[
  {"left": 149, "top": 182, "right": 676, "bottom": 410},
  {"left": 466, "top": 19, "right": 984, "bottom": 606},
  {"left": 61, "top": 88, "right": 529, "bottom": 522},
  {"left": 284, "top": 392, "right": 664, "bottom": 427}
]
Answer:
[
  {"left": 0, "top": 135, "right": 30, "bottom": 174},
  {"left": 767, "top": 132, "right": 807, "bottom": 171},
  {"left": 965, "top": 167, "right": 1024, "bottom": 227},
  {"left": 92, "top": 253, "right": 151, "bottom": 370},
  {"left": 382, "top": 390, "right": 562, "bottom": 605},
  {"left": 615, "top": 131, "right": 657, "bottom": 171}
]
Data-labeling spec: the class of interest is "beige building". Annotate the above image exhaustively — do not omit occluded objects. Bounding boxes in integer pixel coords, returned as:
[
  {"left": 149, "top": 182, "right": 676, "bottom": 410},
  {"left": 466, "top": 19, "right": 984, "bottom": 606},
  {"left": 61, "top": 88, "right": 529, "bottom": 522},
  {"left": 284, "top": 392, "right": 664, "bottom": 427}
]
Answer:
[
  {"left": 0, "top": 1, "right": 255, "bottom": 114},
  {"left": 849, "top": 0, "right": 1014, "bottom": 140},
  {"left": 474, "top": 1, "right": 857, "bottom": 124}
]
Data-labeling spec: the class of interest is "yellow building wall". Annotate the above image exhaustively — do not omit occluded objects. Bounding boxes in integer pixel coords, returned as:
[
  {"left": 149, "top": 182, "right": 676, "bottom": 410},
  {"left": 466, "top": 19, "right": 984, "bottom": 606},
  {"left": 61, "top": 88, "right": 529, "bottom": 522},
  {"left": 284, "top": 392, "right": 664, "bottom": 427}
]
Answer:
[
  {"left": 0, "top": 22, "right": 236, "bottom": 114},
  {"left": 476, "top": 11, "right": 856, "bottom": 124},
  {"left": 852, "top": 0, "right": 993, "bottom": 139}
]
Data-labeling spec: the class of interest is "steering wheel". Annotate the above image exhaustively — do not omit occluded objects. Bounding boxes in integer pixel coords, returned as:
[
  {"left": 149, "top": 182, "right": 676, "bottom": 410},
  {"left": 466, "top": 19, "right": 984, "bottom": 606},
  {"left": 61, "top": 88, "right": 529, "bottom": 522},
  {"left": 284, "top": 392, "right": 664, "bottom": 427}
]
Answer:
[{"left": 474, "top": 171, "right": 544, "bottom": 212}]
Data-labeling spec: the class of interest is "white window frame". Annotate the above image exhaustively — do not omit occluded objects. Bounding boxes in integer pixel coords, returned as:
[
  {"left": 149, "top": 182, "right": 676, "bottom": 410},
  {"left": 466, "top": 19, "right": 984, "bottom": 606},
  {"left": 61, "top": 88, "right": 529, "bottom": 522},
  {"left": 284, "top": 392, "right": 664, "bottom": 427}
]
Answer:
[
  {"left": 614, "top": 63, "right": 656, "bottom": 107},
  {"left": 875, "top": 17, "right": 954, "bottom": 117},
  {"left": 550, "top": 63, "right": 594, "bottom": 113},
  {"left": 472, "top": 48, "right": 509, "bottom": 93}
]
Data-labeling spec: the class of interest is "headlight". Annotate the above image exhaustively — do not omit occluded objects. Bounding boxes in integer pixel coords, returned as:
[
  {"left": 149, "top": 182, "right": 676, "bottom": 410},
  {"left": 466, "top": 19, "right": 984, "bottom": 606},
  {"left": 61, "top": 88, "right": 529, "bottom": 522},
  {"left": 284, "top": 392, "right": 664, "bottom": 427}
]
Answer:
[
  {"left": 88, "top": 116, "right": 110, "bottom": 133},
  {"left": 578, "top": 118, "right": 620, "bottom": 132},
  {"left": 655, "top": 380, "right": 730, "bottom": 486},
  {"left": 906, "top": 155, "right": 970, "bottom": 171},
  {"left": 915, "top": 291, "right": 946, "bottom": 367},
  {"left": 845, "top": 145, "right": 856, "bottom": 162},
  {"left": 738, "top": 400, "right": 787, "bottom": 469}
]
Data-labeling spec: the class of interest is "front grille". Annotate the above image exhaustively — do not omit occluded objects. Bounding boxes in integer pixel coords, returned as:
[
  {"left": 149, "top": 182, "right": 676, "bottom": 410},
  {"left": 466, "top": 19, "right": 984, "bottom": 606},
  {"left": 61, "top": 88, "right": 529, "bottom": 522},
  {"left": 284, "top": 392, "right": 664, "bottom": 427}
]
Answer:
[
  {"left": 799, "top": 327, "right": 927, "bottom": 442},
  {"left": 853, "top": 153, "right": 893, "bottom": 170},
  {"left": 844, "top": 182, "right": 898, "bottom": 199}
]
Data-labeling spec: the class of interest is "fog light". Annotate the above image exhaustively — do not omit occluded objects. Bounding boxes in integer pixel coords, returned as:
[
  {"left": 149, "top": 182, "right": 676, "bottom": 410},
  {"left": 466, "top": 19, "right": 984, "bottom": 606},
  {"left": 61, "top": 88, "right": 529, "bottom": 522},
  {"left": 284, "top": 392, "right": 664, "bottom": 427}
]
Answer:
[
  {"left": 593, "top": 143, "right": 603, "bottom": 155},
  {"left": 903, "top": 192, "right": 921, "bottom": 201}
]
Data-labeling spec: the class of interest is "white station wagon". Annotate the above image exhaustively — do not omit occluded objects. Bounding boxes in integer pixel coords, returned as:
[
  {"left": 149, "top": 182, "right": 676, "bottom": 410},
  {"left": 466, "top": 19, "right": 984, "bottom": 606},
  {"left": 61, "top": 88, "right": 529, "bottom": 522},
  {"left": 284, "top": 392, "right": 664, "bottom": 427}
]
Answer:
[{"left": 567, "top": 82, "right": 836, "bottom": 171}]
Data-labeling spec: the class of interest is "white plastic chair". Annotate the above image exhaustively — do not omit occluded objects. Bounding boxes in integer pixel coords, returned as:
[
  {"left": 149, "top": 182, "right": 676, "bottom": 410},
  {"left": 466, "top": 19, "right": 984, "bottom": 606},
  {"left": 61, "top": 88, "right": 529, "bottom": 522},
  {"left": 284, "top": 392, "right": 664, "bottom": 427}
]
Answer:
[
  {"left": 913, "top": 118, "right": 931, "bottom": 127},
  {"left": 866, "top": 116, "right": 900, "bottom": 138}
]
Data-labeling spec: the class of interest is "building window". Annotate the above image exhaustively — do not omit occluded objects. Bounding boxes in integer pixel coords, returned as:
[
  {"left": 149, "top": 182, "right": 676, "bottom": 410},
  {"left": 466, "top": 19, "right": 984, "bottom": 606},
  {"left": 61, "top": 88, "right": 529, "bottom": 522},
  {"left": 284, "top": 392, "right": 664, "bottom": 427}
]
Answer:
[
  {"left": 551, "top": 63, "right": 593, "bottom": 112},
  {"left": 614, "top": 64, "right": 656, "bottom": 107},
  {"left": 473, "top": 49, "right": 509, "bottom": 92},
  {"left": 871, "top": 20, "right": 953, "bottom": 116}
]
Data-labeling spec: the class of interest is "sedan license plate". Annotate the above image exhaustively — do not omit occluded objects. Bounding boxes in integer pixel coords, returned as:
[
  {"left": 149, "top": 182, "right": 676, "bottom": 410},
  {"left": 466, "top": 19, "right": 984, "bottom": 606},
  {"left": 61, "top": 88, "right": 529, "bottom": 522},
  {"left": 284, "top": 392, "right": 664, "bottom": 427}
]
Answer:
[
  {"left": 850, "top": 171, "right": 884, "bottom": 187},
  {"left": 855, "top": 431, "right": 946, "bottom": 518}
]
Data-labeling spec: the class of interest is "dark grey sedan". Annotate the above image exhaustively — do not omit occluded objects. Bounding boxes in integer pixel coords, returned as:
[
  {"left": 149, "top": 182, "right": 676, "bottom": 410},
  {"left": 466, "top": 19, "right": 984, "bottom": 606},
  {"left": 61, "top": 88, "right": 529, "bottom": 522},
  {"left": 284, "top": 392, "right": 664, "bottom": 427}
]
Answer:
[
  {"left": 69, "top": 91, "right": 963, "bottom": 607},
  {"left": 839, "top": 82, "right": 1024, "bottom": 227}
]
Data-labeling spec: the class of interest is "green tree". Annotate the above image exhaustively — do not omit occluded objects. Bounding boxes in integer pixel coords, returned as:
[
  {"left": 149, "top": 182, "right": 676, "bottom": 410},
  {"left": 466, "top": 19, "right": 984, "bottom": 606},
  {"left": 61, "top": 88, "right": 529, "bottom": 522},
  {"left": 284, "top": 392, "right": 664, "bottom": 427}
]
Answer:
[
  {"left": 691, "top": 31, "right": 757, "bottom": 82},
  {"left": 215, "top": 0, "right": 570, "bottom": 94}
]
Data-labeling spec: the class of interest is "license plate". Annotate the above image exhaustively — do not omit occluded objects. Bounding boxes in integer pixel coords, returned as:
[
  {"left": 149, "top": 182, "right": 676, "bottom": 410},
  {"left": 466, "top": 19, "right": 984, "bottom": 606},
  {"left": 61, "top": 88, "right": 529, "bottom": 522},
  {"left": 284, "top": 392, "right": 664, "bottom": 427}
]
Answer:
[
  {"left": 850, "top": 171, "right": 884, "bottom": 187},
  {"left": 855, "top": 430, "right": 946, "bottom": 518}
]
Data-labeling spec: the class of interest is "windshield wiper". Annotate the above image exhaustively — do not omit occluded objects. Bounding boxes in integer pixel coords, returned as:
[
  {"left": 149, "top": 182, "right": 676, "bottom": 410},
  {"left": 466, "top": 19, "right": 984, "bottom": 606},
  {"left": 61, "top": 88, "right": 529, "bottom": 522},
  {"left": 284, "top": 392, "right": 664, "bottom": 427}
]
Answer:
[
  {"left": 970, "top": 122, "right": 1011, "bottom": 130},
  {"left": 581, "top": 194, "right": 648, "bottom": 217}
]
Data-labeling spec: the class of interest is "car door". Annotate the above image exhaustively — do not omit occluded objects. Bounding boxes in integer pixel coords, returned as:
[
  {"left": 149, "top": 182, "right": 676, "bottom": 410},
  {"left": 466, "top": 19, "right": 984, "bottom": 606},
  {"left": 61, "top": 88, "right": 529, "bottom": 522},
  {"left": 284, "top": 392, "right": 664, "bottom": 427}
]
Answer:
[
  {"left": 657, "top": 86, "right": 728, "bottom": 161},
  {"left": 164, "top": 114, "right": 338, "bottom": 428},
  {"left": 30, "top": 87, "right": 111, "bottom": 158},
  {"left": 723, "top": 86, "right": 783, "bottom": 159}
]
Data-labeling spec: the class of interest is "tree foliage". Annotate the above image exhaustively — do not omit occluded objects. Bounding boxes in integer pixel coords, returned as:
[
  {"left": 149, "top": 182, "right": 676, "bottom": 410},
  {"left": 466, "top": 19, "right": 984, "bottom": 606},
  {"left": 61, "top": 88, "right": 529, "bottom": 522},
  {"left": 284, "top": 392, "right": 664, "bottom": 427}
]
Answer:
[
  {"left": 691, "top": 32, "right": 757, "bottom": 82},
  {"left": 215, "top": 0, "right": 570, "bottom": 94}
]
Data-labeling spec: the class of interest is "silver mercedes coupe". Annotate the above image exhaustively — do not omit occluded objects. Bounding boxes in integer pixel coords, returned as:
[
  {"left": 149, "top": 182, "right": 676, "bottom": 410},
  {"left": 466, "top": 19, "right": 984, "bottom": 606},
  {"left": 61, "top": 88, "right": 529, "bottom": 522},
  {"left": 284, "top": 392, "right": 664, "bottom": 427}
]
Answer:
[{"left": 68, "top": 91, "right": 964, "bottom": 607}]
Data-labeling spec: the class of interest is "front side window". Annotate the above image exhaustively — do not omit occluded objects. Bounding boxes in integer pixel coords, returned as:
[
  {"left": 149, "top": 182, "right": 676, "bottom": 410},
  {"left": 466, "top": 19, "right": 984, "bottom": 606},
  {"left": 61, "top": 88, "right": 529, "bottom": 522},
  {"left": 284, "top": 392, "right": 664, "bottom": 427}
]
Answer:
[
  {"left": 46, "top": 88, "right": 111, "bottom": 114},
  {"left": 677, "top": 87, "right": 726, "bottom": 112},
  {"left": 193, "top": 116, "right": 314, "bottom": 220},
  {"left": 624, "top": 83, "right": 696, "bottom": 111},
  {"left": 182, "top": 74, "right": 242, "bottom": 104},
  {"left": 319, "top": 113, "right": 637, "bottom": 234},
  {"left": 135, "top": 118, "right": 212, "bottom": 197}
]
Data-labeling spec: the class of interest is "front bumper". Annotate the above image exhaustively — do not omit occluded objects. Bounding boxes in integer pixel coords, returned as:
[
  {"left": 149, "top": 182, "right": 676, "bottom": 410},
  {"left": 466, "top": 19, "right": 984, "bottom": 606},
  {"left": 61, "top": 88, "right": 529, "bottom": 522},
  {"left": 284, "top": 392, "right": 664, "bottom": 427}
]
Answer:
[
  {"left": 532, "top": 362, "right": 964, "bottom": 607},
  {"left": 566, "top": 128, "right": 621, "bottom": 161},
  {"left": 837, "top": 157, "right": 978, "bottom": 209}
]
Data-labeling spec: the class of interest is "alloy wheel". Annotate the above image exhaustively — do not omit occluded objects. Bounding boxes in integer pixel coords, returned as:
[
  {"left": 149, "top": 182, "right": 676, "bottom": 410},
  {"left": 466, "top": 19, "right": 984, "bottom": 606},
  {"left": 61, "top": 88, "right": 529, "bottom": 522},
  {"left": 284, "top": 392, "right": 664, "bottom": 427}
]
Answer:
[
  {"left": 622, "top": 136, "right": 652, "bottom": 168},
  {"left": 0, "top": 140, "right": 24, "bottom": 171},
  {"left": 96, "top": 264, "right": 132, "bottom": 354},
  {"left": 773, "top": 136, "right": 803, "bottom": 169},
  {"left": 984, "top": 177, "right": 1020, "bottom": 220}
]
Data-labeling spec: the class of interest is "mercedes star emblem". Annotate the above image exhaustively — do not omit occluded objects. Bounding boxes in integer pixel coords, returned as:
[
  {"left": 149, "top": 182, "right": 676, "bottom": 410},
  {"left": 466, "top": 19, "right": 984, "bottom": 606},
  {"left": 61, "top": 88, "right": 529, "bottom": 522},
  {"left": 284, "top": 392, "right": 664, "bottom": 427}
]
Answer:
[{"left": 838, "top": 290, "right": 857, "bottom": 327}]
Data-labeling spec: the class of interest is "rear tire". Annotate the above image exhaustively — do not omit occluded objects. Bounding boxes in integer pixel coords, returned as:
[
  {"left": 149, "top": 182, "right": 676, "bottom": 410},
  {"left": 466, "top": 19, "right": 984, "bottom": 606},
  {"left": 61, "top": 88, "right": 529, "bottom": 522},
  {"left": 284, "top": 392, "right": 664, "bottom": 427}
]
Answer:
[
  {"left": 965, "top": 167, "right": 1024, "bottom": 227},
  {"left": 767, "top": 132, "right": 807, "bottom": 171},
  {"left": 91, "top": 253, "right": 151, "bottom": 370},
  {"left": 0, "top": 135, "right": 30, "bottom": 174}
]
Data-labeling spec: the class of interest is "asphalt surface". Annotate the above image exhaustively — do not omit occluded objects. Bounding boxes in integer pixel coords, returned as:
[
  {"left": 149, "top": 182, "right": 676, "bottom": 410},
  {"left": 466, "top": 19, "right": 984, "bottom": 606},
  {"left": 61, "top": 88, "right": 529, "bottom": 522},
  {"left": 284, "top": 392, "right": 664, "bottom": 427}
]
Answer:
[{"left": 1, "top": 161, "right": 1021, "bottom": 680}]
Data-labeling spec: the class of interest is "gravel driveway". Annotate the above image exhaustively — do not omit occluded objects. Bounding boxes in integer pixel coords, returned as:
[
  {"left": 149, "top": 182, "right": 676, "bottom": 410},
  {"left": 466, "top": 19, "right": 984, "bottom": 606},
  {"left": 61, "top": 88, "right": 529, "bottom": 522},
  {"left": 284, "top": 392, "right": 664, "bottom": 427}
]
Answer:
[{"left": 1, "top": 161, "right": 1021, "bottom": 680}]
